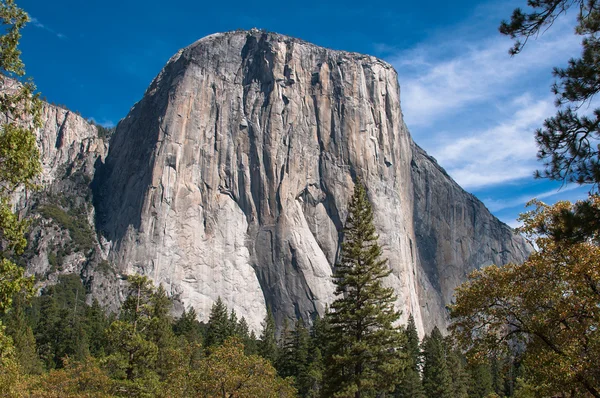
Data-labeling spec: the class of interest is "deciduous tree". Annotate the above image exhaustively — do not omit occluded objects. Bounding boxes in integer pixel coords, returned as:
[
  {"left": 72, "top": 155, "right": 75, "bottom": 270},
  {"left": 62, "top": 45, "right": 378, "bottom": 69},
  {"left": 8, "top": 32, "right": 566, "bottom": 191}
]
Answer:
[{"left": 450, "top": 198, "right": 600, "bottom": 397}]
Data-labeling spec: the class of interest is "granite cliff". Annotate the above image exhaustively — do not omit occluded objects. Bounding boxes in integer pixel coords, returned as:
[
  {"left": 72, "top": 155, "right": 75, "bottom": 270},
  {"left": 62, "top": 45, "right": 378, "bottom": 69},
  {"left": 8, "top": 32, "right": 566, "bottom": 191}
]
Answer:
[{"left": 18, "top": 30, "right": 530, "bottom": 335}]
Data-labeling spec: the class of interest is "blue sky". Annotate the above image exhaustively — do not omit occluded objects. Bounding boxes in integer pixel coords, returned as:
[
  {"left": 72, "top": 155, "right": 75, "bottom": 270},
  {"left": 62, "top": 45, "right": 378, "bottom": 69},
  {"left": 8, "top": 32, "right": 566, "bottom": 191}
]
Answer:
[{"left": 19, "top": 0, "right": 590, "bottom": 227}]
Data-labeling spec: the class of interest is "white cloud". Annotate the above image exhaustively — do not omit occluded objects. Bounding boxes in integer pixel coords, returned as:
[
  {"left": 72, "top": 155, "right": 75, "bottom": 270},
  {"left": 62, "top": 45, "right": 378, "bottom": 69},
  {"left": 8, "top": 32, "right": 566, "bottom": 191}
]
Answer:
[
  {"left": 27, "top": 14, "right": 67, "bottom": 40},
  {"left": 431, "top": 94, "right": 553, "bottom": 188},
  {"left": 380, "top": 7, "right": 583, "bottom": 190},
  {"left": 391, "top": 19, "right": 579, "bottom": 128},
  {"left": 484, "top": 184, "right": 585, "bottom": 213}
]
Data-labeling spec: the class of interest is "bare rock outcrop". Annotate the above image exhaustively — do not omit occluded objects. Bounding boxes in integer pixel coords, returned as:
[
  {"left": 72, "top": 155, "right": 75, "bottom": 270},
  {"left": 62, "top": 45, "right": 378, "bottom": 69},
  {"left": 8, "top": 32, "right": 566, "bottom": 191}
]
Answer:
[{"left": 87, "top": 30, "right": 531, "bottom": 334}]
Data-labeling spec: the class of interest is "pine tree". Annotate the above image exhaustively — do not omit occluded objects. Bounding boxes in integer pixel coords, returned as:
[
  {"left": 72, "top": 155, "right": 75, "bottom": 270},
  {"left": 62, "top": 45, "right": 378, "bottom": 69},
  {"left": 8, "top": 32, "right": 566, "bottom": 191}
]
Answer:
[
  {"left": 236, "top": 316, "right": 249, "bottom": 339},
  {"left": 421, "top": 327, "right": 452, "bottom": 398},
  {"left": 148, "top": 285, "right": 176, "bottom": 379},
  {"left": 277, "top": 319, "right": 294, "bottom": 377},
  {"left": 4, "top": 294, "right": 41, "bottom": 374},
  {"left": 34, "top": 291, "right": 60, "bottom": 369},
  {"left": 323, "top": 180, "right": 407, "bottom": 398},
  {"left": 228, "top": 309, "right": 238, "bottom": 337},
  {"left": 304, "top": 347, "right": 324, "bottom": 398},
  {"left": 467, "top": 361, "right": 494, "bottom": 398},
  {"left": 276, "top": 318, "right": 312, "bottom": 395},
  {"left": 258, "top": 308, "right": 278, "bottom": 364},
  {"left": 395, "top": 314, "right": 424, "bottom": 398},
  {"left": 174, "top": 307, "right": 202, "bottom": 343},
  {"left": 105, "top": 276, "right": 162, "bottom": 382},
  {"left": 205, "top": 297, "right": 230, "bottom": 347},
  {"left": 85, "top": 299, "right": 108, "bottom": 357},
  {"left": 446, "top": 346, "right": 470, "bottom": 398},
  {"left": 246, "top": 330, "right": 259, "bottom": 356},
  {"left": 291, "top": 319, "right": 311, "bottom": 395}
]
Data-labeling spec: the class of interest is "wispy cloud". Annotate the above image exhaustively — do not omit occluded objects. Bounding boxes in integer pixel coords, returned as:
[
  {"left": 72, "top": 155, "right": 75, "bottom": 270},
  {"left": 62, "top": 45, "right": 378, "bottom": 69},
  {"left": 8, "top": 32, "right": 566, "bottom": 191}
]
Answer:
[
  {"left": 391, "top": 18, "right": 579, "bottom": 128},
  {"left": 432, "top": 94, "right": 553, "bottom": 188},
  {"left": 484, "top": 184, "right": 585, "bottom": 213},
  {"left": 382, "top": 8, "right": 582, "bottom": 190},
  {"left": 29, "top": 15, "right": 67, "bottom": 40}
]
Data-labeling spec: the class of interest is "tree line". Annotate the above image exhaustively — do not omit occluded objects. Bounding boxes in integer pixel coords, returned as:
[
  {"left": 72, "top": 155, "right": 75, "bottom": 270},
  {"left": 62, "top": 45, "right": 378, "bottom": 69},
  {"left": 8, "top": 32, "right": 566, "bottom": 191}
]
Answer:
[{"left": 0, "top": 181, "right": 533, "bottom": 398}]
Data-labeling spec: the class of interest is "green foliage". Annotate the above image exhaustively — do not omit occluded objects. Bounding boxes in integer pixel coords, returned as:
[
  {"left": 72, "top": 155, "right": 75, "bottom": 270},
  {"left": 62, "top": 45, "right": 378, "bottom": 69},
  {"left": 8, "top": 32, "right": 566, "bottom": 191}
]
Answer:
[
  {"left": 0, "top": 257, "right": 32, "bottom": 313},
  {"left": 446, "top": 345, "right": 470, "bottom": 398},
  {"left": 450, "top": 199, "right": 600, "bottom": 397},
  {"left": 467, "top": 361, "right": 494, "bottom": 398},
  {"left": 395, "top": 314, "right": 425, "bottom": 398},
  {"left": 500, "top": 1, "right": 600, "bottom": 188},
  {"left": 204, "top": 296, "right": 231, "bottom": 347},
  {"left": 106, "top": 275, "right": 177, "bottom": 382},
  {"left": 187, "top": 337, "right": 297, "bottom": 398},
  {"left": 277, "top": 318, "right": 315, "bottom": 395},
  {"left": 258, "top": 307, "right": 278, "bottom": 364},
  {"left": 37, "top": 204, "right": 96, "bottom": 253},
  {"left": 173, "top": 306, "right": 203, "bottom": 343},
  {"left": 0, "top": 9, "right": 43, "bottom": 371},
  {"left": 421, "top": 327, "right": 452, "bottom": 398},
  {"left": 4, "top": 294, "right": 42, "bottom": 374},
  {"left": 33, "top": 274, "right": 90, "bottom": 369},
  {"left": 323, "top": 180, "right": 407, "bottom": 397}
]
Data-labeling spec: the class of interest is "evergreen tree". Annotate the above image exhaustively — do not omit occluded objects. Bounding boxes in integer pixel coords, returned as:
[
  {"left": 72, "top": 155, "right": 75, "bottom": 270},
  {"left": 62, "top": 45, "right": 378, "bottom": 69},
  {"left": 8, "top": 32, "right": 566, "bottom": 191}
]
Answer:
[
  {"left": 306, "top": 315, "right": 329, "bottom": 397},
  {"left": 104, "top": 275, "right": 175, "bottom": 383},
  {"left": 499, "top": 1, "right": 600, "bottom": 242},
  {"left": 277, "top": 318, "right": 312, "bottom": 395},
  {"left": 404, "top": 314, "right": 420, "bottom": 366},
  {"left": 32, "top": 276, "right": 91, "bottom": 370},
  {"left": 34, "top": 292, "right": 59, "bottom": 369},
  {"left": 174, "top": 306, "right": 203, "bottom": 343},
  {"left": 236, "top": 316, "right": 249, "bottom": 339},
  {"left": 4, "top": 294, "right": 41, "bottom": 374},
  {"left": 291, "top": 319, "right": 311, "bottom": 395},
  {"left": 205, "top": 297, "right": 230, "bottom": 347},
  {"left": 310, "top": 314, "right": 330, "bottom": 356},
  {"left": 446, "top": 346, "right": 470, "bottom": 398},
  {"left": 276, "top": 319, "right": 294, "bottom": 377},
  {"left": 467, "top": 361, "right": 494, "bottom": 398},
  {"left": 421, "top": 327, "right": 452, "bottom": 398},
  {"left": 228, "top": 309, "right": 238, "bottom": 337},
  {"left": 395, "top": 314, "right": 424, "bottom": 398},
  {"left": 148, "top": 285, "right": 176, "bottom": 379},
  {"left": 246, "top": 330, "right": 259, "bottom": 356},
  {"left": 500, "top": 1, "right": 600, "bottom": 189},
  {"left": 323, "top": 180, "right": 407, "bottom": 398},
  {"left": 304, "top": 347, "right": 324, "bottom": 398},
  {"left": 85, "top": 299, "right": 108, "bottom": 357},
  {"left": 258, "top": 308, "right": 278, "bottom": 364}
]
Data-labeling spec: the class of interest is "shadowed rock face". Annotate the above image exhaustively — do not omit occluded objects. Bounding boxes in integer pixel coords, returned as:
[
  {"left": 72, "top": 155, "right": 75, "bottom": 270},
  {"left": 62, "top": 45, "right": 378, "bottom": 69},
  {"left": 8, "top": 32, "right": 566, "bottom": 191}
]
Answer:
[
  {"left": 15, "top": 30, "right": 529, "bottom": 335},
  {"left": 89, "top": 30, "right": 530, "bottom": 334}
]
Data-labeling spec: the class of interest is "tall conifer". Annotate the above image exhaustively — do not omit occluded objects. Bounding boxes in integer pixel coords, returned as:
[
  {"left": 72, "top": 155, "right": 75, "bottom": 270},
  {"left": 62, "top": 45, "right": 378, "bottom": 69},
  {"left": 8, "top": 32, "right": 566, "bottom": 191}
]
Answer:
[
  {"left": 323, "top": 179, "right": 406, "bottom": 398},
  {"left": 205, "top": 297, "right": 230, "bottom": 347},
  {"left": 421, "top": 327, "right": 452, "bottom": 398},
  {"left": 258, "top": 308, "right": 278, "bottom": 364},
  {"left": 395, "top": 314, "right": 425, "bottom": 398}
]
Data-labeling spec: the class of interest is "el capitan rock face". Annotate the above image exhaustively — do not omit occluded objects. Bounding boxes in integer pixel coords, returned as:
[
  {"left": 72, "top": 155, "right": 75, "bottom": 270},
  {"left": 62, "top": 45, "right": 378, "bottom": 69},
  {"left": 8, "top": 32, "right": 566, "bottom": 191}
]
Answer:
[{"left": 21, "top": 30, "right": 530, "bottom": 335}]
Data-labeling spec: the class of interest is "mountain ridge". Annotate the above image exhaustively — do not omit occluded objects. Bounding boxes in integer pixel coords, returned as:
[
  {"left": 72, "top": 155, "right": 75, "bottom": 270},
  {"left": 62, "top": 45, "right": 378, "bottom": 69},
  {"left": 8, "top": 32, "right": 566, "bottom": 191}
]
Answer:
[{"left": 16, "top": 30, "right": 531, "bottom": 336}]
